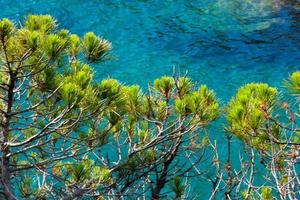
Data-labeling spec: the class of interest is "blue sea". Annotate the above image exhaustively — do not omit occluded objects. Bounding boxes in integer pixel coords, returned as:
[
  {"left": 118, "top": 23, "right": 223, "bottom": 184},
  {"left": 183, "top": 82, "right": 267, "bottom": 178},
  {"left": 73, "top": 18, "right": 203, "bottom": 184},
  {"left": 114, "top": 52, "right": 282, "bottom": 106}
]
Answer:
[{"left": 1, "top": 0, "right": 299, "bottom": 198}]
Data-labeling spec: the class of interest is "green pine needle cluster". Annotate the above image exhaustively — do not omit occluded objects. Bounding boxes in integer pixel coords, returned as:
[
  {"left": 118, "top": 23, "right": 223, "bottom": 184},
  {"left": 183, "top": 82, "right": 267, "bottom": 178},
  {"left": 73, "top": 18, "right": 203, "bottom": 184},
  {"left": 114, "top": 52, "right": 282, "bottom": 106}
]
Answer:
[{"left": 227, "top": 83, "right": 277, "bottom": 149}]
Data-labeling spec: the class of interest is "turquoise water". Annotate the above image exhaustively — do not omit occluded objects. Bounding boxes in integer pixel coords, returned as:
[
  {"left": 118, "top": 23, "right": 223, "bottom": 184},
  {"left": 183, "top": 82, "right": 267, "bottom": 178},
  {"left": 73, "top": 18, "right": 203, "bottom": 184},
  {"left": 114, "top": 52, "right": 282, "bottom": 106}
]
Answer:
[
  {"left": 1, "top": 0, "right": 300, "bottom": 197},
  {"left": 1, "top": 0, "right": 299, "bottom": 98}
]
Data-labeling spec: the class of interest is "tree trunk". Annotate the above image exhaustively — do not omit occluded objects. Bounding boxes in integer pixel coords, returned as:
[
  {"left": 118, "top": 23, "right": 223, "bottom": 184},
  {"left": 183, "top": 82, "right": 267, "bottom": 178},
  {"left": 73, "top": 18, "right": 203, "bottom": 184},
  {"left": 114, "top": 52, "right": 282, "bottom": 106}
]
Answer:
[
  {"left": 1, "top": 147, "right": 14, "bottom": 200},
  {"left": 151, "top": 167, "right": 168, "bottom": 200},
  {"left": 151, "top": 136, "right": 182, "bottom": 200},
  {"left": 1, "top": 66, "right": 16, "bottom": 199}
]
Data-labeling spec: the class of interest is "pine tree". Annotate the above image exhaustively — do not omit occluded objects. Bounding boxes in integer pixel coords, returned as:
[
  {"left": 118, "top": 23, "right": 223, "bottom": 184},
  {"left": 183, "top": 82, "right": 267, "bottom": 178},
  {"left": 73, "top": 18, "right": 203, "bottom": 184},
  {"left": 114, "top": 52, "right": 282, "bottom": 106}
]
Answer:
[{"left": 0, "top": 15, "right": 220, "bottom": 199}]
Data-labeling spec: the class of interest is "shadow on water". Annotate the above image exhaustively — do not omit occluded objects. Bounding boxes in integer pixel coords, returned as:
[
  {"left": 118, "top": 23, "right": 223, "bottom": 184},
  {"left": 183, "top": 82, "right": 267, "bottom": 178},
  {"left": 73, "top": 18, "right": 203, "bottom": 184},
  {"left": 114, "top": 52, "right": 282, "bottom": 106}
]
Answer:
[{"left": 138, "top": 0, "right": 300, "bottom": 98}]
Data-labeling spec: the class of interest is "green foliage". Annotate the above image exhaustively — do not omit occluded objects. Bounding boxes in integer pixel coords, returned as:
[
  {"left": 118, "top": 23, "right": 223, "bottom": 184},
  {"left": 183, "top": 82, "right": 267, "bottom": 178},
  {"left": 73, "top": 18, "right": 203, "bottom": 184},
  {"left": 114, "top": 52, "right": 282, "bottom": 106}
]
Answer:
[
  {"left": 170, "top": 176, "right": 185, "bottom": 199},
  {"left": 19, "top": 176, "right": 34, "bottom": 198},
  {"left": 261, "top": 186, "right": 273, "bottom": 200},
  {"left": 141, "top": 149, "right": 157, "bottom": 164},
  {"left": 6, "top": 36, "right": 26, "bottom": 60},
  {"left": 23, "top": 128, "right": 36, "bottom": 139},
  {"left": 138, "top": 129, "right": 151, "bottom": 143},
  {"left": 59, "top": 62, "right": 94, "bottom": 104},
  {"left": 67, "top": 159, "right": 111, "bottom": 186},
  {"left": 155, "top": 100, "right": 168, "bottom": 121},
  {"left": 0, "top": 18, "right": 15, "bottom": 39},
  {"left": 226, "top": 83, "right": 277, "bottom": 149},
  {"left": 241, "top": 190, "right": 256, "bottom": 200},
  {"left": 57, "top": 29, "right": 69, "bottom": 38},
  {"left": 25, "top": 14, "right": 56, "bottom": 33},
  {"left": 43, "top": 34, "right": 68, "bottom": 59},
  {"left": 175, "top": 85, "right": 219, "bottom": 122},
  {"left": 0, "top": 14, "right": 116, "bottom": 199},
  {"left": 285, "top": 71, "right": 300, "bottom": 94},
  {"left": 83, "top": 32, "right": 112, "bottom": 62},
  {"left": 122, "top": 85, "right": 144, "bottom": 118},
  {"left": 154, "top": 76, "right": 174, "bottom": 98},
  {"left": 241, "top": 186, "right": 273, "bottom": 200},
  {"left": 98, "top": 79, "right": 122, "bottom": 101},
  {"left": 177, "top": 77, "right": 193, "bottom": 98},
  {"left": 68, "top": 34, "right": 81, "bottom": 57},
  {"left": 0, "top": 99, "right": 4, "bottom": 110},
  {"left": 16, "top": 28, "right": 40, "bottom": 51}
]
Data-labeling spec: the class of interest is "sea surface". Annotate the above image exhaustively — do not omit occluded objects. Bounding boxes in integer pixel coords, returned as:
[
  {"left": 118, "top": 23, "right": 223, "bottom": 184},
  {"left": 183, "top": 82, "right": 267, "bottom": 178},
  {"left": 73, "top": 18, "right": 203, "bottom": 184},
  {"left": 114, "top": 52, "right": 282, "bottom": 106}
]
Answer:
[{"left": 1, "top": 0, "right": 299, "bottom": 198}]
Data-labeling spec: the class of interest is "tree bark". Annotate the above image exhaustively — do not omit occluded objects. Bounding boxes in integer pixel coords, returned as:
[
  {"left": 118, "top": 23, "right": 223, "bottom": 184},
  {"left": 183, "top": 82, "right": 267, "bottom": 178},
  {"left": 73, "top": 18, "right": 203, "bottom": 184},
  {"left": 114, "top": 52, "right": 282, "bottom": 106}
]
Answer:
[
  {"left": 151, "top": 163, "right": 169, "bottom": 200},
  {"left": 1, "top": 65, "right": 16, "bottom": 200},
  {"left": 1, "top": 146, "right": 14, "bottom": 200},
  {"left": 151, "top": 136, "right": 182, "bottom": 200}
]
